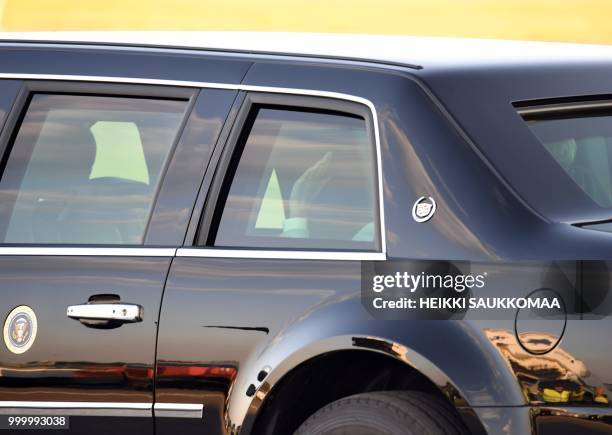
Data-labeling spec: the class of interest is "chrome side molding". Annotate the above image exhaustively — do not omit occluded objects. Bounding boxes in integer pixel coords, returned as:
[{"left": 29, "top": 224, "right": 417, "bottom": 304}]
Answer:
[
  {"left": 0, "top": 401, "right": 204, "bottom": 418},
  {"left": 154, "top": 403, "right": 204, "bottom": 419},
  {"left": 0, "top": 401, "right": 151, "bottom": 417}
]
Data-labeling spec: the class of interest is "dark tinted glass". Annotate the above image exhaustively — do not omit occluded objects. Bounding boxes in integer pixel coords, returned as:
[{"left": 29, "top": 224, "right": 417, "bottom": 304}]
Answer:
[
  {"left": 527, "top": 115, "right": 612, "bottom": 207},
  {"left": 0, "top": 94, "right": 187, "bottom": 244},
  {"left": 215, "top": 108, "right": 378, "bottom": 250}
]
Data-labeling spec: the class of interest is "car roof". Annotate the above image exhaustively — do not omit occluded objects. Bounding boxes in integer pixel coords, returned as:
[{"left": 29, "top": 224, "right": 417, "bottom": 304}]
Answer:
[{"left": 2, "top": 31, "right": 612, "bottom": 71}]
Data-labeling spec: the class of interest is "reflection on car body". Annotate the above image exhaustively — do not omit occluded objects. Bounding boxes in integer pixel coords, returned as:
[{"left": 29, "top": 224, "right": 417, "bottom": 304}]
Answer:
[{"left": 0, "top": 32, "right": 610, "bottom": 434}]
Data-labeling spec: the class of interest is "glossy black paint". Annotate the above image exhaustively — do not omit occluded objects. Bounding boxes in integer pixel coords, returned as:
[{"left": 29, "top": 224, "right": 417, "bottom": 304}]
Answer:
[
  {"left": 422, "top": 62, "right": 612, "bottom": 225},
  {"left": 0, "top": 43, "right": 610, "bottom": 435},
  {"left": 146, "top": 88, "right": 238, "bottom": 246},
  {"left": 243, "top": 61, "right": 612, "bottom": 260},
  {"left": 157, "top": 258, "right": 515, "bottom": 434},
  {"left": 0, "top": 256, "right": 171, "bottom": 435},
  {"left": 0, "top": 46, "right": 251, "bottom": 84}
]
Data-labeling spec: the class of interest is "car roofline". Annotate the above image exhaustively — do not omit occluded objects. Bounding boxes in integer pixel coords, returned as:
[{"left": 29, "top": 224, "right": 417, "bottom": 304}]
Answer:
[
  {"left": 2, "top": 31, "right": 612, "bottom": 71},
  {"left": 0, "top": 37, "right": 424, "bottom": 70}
]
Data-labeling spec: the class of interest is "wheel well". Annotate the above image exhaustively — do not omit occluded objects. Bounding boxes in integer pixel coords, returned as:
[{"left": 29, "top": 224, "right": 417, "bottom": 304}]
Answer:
[{"left": 251, "top": 350, "right": 455, "bottom": 435}]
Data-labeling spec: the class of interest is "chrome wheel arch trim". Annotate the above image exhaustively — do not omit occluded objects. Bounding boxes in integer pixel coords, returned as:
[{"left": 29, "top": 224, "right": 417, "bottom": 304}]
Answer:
[{"left": 226, "top": 334, "right": 466, "bottom": 433}]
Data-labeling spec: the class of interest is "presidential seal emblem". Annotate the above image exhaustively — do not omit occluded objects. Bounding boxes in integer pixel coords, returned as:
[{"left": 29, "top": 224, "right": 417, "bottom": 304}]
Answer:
[
  {"left": 3, "top": 305, "right": 37, "bottom": 354},
  {"left": 412, "top": 196, "right": 437, "bottom": 223}
]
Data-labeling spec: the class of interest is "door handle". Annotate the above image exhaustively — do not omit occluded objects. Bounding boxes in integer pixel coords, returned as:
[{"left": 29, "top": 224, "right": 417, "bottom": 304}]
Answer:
[{"left": 67, "top": 303, "right": 143, "bottom": 323}]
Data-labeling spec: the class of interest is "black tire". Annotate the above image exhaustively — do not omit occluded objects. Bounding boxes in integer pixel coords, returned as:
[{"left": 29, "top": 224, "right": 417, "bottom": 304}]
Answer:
[{"left": 294, "top": 391, "right": 469, "bottom": 435}]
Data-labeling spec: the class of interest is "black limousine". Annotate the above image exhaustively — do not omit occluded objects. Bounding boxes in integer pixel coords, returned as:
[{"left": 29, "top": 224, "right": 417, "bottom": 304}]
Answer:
[{"left": 0, "top": 32, "right": 610, "bottom": 435}]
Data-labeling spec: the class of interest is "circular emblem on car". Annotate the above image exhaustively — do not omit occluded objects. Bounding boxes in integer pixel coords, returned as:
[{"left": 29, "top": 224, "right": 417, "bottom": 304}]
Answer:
[
  {"left": 412, "top": 196, "right": 436, "bottom": 223},
  {"left": 3, "top": 306, "right": 37, "bottom": 354}
]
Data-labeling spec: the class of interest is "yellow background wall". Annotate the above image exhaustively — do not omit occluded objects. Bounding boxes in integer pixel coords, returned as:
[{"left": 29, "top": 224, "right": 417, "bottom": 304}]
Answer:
[{"left": 0, "top": 0, "right": 611, "bottom": 44}]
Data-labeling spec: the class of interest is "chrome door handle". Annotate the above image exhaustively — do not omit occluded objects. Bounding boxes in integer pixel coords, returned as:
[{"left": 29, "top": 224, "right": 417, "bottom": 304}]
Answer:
[{"left": 67, "top": 303, "right": 143, "bottom": 323}]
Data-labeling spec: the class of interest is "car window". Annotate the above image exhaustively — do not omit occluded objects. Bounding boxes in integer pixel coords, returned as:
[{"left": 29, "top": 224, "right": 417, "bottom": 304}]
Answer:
[
  {"left": 526, "top": 114, "right": 612, "bottom": 207},
  {"left": 0, "top": 94, "right": 187, "bottom": 244},
  {"left": 214, "top": 107, "right": 378, "bottom": 251}
]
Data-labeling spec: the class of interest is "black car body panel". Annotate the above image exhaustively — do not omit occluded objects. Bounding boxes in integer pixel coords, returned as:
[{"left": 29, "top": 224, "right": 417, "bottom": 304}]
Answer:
[
  {"left": 0, "top": 255, "right": 170, "bottom": 434},
  {"left": 0, "top": 35, "right": 609, "bottom": 434}
]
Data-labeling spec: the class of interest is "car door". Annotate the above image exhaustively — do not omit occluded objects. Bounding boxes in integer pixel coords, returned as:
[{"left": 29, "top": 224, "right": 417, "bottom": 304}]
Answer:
[
  {"left": 155, "top": 91, "right": 384, "bottom": 434},
  {"left": 0, "top": 79, "right": 205, "bottom": 434}
]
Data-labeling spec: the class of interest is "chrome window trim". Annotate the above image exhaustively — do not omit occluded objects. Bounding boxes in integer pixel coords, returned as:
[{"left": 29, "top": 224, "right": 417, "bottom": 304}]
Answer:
[
  {"left": 516, "top": 100, "right": 612, "bottom": 117},
  {"left": 176, "top": 248, "right": 385, "bottom": 261},
  {"left": 0, "top": 247, "right": 176, "bottom": 257},
  {"left": 0, "top": 73, "right": 386, "bottom": 261}
]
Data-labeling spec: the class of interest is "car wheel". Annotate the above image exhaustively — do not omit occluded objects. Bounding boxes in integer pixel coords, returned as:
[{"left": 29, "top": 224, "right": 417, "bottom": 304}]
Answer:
[{"left": 294, "top": 391, "right": 469, "bottom": 435}]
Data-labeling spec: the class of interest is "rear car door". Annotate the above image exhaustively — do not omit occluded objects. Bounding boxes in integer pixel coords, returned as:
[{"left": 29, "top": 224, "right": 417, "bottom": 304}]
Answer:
[
  {"left": 0, "top": 79, "right": 199, "bottom": 434},
  {"left": 156, "top": 91, "right": 384, "bottom": 434}
]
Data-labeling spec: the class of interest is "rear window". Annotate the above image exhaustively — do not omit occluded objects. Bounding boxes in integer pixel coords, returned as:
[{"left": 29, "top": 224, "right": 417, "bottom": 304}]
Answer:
[
  {"left": 214, "top": 107, "right": 378, "bottom": 251},
  {"left": 525, "top": 113, "right": 612, "bottom": 207}
]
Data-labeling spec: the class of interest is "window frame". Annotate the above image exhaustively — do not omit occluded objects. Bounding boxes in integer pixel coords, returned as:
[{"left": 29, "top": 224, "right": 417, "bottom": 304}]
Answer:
[
  {"left": 195, "top": 91, "right": 383, "bottom": 253},
  {"left": 515, "top": 98, "right": 612, "bottom": 214},
  {"left": 0, "top": 80, "right": 198, "bottom": 246}
]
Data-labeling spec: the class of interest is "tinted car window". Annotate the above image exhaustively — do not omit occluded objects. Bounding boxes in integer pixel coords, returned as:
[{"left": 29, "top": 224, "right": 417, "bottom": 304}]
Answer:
[
  {"left": 0, "top": 94, "right": 187, "bottom": 244},
  {"left": 526, "top": 114, "right": 612, "bottom": 207},
  {"left": 215, "top": 108, "right": 378, "bottom": 250}
]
